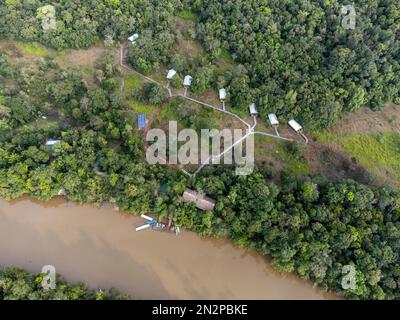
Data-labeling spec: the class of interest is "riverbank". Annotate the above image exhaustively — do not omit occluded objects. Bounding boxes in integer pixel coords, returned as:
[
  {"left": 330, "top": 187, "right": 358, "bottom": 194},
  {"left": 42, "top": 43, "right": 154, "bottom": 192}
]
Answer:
[
  {"left": 0, "top": 267, "right": 129, "bottom": 300},
  {"left": 0, "top": 196, "right": 335, "bottom": 299}
]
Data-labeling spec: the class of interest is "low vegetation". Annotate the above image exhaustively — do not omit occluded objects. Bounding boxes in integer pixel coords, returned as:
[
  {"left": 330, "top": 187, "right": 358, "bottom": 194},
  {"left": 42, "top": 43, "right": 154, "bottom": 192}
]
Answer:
[
  {"left": 18, "top": 43, "right": 49, "bottom": 57},
  {"left": 124, "top": 74, "right": 143, "bottom": 92},
  {"left": 176, "top": 10, "right": 198, "bottom": 21},
  {"left": 316, "top": 132, "right": 400, "bottom": 183},
  {"left": 255, "top": 137, "right": 310, "bottom": 179}
]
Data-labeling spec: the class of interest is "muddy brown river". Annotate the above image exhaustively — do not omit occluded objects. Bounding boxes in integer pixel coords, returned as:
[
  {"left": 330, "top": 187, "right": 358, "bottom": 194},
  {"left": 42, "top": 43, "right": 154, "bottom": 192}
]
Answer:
[{"left": 0, "top": 197, "right": 336, "bottom": 299}]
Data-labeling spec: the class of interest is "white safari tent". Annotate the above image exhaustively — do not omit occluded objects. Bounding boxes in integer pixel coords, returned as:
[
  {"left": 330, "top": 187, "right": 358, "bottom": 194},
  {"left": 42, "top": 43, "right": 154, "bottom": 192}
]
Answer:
[
  {"left": 166, "top": 69, "right": 177, "bottom": 80},
  {"left": 128, "top": 33, "right": 139, "bottom": 43},
  {"left": 268, "top": 113, "right": 279, "bottom": 126},
  {"left": 183, "top": 75, "right": 192, "bottom": 87},
  {"left": 249, "top": 103, "right": 258, "bottom": 115},
  {"left": 45, "top": 140, "right": 61, "bottom": 146},
  {"left": 219, "top": 88, "right": 227, "bottom": 101},
  {"left": 45, "top": 140, "right": 61, "bottom": 154},
  {"left": 288, "top": 119, "right": 303, "bottom": 132}
]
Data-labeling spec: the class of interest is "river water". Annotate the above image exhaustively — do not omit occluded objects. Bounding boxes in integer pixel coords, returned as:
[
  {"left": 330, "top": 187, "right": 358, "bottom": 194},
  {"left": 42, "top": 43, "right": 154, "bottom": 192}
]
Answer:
[{"left": 0, "top": 197, "right": 336, "bottom": 299}]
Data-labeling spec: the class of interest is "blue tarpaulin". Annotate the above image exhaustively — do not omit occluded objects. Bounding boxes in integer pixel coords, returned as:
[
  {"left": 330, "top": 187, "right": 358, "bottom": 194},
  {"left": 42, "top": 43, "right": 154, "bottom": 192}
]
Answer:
[{"left": 138, "top": 114, "right": 146, "bottom": 129}]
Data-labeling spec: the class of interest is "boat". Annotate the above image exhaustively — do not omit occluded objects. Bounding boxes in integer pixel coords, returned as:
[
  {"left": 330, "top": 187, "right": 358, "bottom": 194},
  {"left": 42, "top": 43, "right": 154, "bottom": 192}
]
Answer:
[{"left": 135, "top": 214, "right": 180, "bottom": 235}]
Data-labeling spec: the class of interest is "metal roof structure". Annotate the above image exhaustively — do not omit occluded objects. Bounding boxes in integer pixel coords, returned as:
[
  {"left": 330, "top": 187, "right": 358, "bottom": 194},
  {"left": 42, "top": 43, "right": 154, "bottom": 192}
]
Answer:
[
  {"left": 45, "top": 140, "right": 61, "bottom": 146},
  {"left": 45, "top": 140, "right": 61, "bottom": 154},
  {"left": 249, "top": 103, "right": 258, "bottom": 115},
  {"left": 219, "top": 88, "right": 227, "bottom": 100},
  {"left": 166, "top": 69, "right": 177, "bottom": 80},
  {"left": 183, "top": 75, "right": 192, "bottom": 87},
  {"left": 138, "top": 114, "right": 146, "bottom": 129},
  {"left": 268, "top": 113, "right": 279, "bottom": 126},
  {"left": 288, "top": 119, "right": 302, "bottom": 132},
  {"left": 182, "top": 189, "right": 216, "bottom": 211},
  {"left": 128, "top": 33, "right": 139, "bottom": 43}
]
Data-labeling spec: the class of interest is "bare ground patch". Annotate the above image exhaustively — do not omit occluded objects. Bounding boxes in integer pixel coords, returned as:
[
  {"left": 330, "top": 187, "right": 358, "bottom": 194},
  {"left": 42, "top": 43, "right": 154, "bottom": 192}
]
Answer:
[
  {"left": 305, "top": 104, "right": 400, "bottom": 186},
  {"left": 0, "top": 41, "right": 23, "bottom": 57},
  {"left": 56, "top": 45, "right": 119, "bottom": 85},
  {"left": 174, "top": 17, "right": 205, "bottom": 60},
  {"left": 253, "top": 105, "right": 400, "bottom": 187},
  {"left": 0, "top": 41, "right": 43, "bottom": 65},
  {"left": 56, "top": 46, "right": 112, "bottom": 68},
  {"left": 304, "top": 140, "right": 374, "bottom": 185}
]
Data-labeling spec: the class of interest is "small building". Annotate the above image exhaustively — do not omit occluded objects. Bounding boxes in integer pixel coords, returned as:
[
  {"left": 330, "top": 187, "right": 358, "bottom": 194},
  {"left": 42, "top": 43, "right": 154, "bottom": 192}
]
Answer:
[
  {"left": 45, "top": 140, "right": 61, "bottom": 146},
  {"left": 166, "top": 69, "right": 177, "bottom": 80},
  {"left": 128, "top": 33, "right": 139, "bottom": 44},
  {"left": 183, "top": 75, "right": 192, "bottom": 87},
  {"left": 219, "top": 88, "right": 227, "bottom": 101},
  {"left": 182, "top": 189, "right": 216, "bottom": 211},
  {"left": 288, "top": 119, "right": 303, "bottom": 132},
  {"left": 138, "top": 114, "right": 146, "bottom": 129},
  {"left": 45, "top": 140, "right": 61, "bottom": 154},
  {"left": 249, "top": 103, "right": 258, "bottom": 115},
  {"left": 268, "top": 113, "right": 279, "bottom": 126}
]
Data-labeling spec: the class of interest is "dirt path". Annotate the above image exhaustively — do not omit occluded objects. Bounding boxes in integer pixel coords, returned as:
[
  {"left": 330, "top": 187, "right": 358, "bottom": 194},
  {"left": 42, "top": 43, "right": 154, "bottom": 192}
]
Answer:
[
  {"left": 118, "top": 44, "right": 309, "bottom": 178},
  {"left": 144, "top": 107, "right": 162, "bottom": 135},
  {"left": 56, "top": 46, "right": 108, "bottom": 68}
]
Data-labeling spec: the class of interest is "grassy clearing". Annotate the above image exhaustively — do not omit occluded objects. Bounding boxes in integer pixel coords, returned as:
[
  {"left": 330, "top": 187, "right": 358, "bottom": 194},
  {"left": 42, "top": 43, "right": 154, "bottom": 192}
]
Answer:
[
  {"left": 275, "top": 141, "right": 310, "bottom": 176},
  {"left": 130, "top": 101, "right": 157, "bottom": 116},
  {"left": 213, "top": 111, "right": 242, "bottom": 130},
  {"left": 254, "top": 135, "right": 309, "bottom": 176},
  {"left": 254, "top": 135, "right": 272, "bottom": 158},
  {"left": 148, "top": 66, "right": 168, "bottom": 84},
  {"left": 53, "top": 49, "right": 70, "bottom": 60},
  {"left": 157, "top": 98, "right": 215, "bottom": 128},
  {"left": 18, "top": 43, "right": 49, "bottom": 56},
  {"left": 229, "top": 107, "right": 248, "bottom": 119},
  {"left": 215, "top": 48, "right": 235, "bottom": 71},
  {"left": 315, "top": 131, "right": 400, "bottom": 181},
  {"left": 81, "top": 65, "right": 95, "bottom": 78},
  {"left": 158, "top": 102, "right": 175, "bottom": 121},
  {"left": 219, "top": 48, "right": 234, "bottom": 63},
  {"left": 23, "top": 119, "right": 59, "bottom": 132},
  {"left": 124, "top": 74, "right": 143, "bottom": 91},
  {"left": 176, "top": 10, "right": 198, "bottom": 21},
  {"left": 36, "top": 119, "right": 59, "bottom": 130}
]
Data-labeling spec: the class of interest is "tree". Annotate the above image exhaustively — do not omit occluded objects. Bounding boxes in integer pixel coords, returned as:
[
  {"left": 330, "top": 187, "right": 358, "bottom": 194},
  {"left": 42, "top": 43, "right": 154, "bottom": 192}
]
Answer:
[
  {"left": 191, "top": 66, "right": 213, "bottom": 93},
  {"left": 143, "top": 83, "right": 167, "bottom": 105}
]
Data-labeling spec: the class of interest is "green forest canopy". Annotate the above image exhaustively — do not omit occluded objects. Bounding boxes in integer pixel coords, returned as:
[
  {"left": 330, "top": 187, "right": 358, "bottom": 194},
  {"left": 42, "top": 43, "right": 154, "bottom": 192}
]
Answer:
[
  {"left": 0, "top": 0, "right": 400, "bottom": 300},
  {"left": 193, "top": 0, "right": 400, "bottom": 128},
  {"left": 0, "top": 45, "right": 400, "bottom": 299},
  {"left": 1, "top": 0, "right": 399, "bottom": 128}
]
